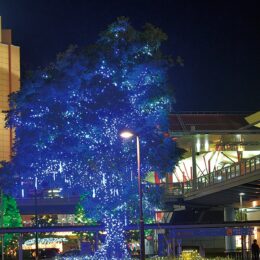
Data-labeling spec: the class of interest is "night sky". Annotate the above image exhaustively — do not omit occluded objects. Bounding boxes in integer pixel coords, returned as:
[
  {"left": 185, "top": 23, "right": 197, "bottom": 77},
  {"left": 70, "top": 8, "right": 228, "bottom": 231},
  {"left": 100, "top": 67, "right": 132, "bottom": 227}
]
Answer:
[{"left": 0, "top": 0, "right": 259, "bottom": 112}]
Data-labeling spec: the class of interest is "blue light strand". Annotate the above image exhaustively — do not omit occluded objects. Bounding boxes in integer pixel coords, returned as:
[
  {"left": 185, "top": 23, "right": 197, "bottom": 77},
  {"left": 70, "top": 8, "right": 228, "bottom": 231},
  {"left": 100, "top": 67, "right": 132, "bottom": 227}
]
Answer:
[{"left": 6, "top": 18, "right": 178, "bottom": 259}]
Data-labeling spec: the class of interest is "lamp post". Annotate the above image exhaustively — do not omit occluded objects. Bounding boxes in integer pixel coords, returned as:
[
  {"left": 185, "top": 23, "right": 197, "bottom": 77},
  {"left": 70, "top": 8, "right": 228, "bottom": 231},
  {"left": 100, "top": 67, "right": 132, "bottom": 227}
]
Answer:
[
  {"left": 120, "top": 131, "right": 145, "bottom": 260},
  {"left": 34, "top": 178, "right": 39, "bottom": 260},
  {"left": 34, "top": 188, "right": 39, "bottom": 260}
]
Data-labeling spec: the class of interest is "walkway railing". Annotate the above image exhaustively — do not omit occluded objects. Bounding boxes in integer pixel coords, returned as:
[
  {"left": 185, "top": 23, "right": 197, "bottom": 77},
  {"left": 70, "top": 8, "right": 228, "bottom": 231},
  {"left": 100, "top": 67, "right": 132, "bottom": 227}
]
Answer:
[
  {"left": 190, "top": 154, "right": 260, "bottom": 192},
  {"left": 164, "top": 154, "right": 260, "bottom": 200}
]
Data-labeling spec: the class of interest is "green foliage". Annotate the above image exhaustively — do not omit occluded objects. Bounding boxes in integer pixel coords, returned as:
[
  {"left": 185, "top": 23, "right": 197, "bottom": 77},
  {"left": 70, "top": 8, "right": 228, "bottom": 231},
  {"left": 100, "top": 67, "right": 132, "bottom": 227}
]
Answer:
[
  {"left": 0, "top": 194, "right": 22, "bottom": 254},
  {"left": 75, "top": 203, "right": 96, "bottom": 225},
  {"left": 74, "top": 195, "right": 97, "bottom": 241},
  {"left": 235, "top": 209, "right": 247, "bottom": 221},
  {"left": 31, "top": 214, "right": 58, "bottom": 227}
]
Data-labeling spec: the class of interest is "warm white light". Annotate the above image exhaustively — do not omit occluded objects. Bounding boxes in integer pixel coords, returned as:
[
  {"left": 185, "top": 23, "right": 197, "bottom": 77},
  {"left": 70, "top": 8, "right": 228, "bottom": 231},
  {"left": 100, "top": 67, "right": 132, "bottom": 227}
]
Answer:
[
  {"left": 238, "top": 145, "right": 245, "bottom": 151},
  {"left": 254, "top": 227, "right": 258, "bottom": 239},
  {"left": 120, "top": 131, "right": 134, "bottom": 139},
  {"left": 196, "top": 139, "right": 201, "bottom": 153},
  {"left": 236, "top": 134, "right": 242, "bottom": 142},
  {"left": 204, "top": 138, "right": 209, "bottom": 151},
  {"left": 48, "top": 189, "right": 61, "bottom": 193}
]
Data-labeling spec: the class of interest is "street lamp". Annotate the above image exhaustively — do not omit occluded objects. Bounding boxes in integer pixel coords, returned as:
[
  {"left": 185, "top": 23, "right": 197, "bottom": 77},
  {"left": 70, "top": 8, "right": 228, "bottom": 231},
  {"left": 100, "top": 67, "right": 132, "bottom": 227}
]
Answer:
[{"left": 120, "top": 131, "right": 145, "bottom": 260}]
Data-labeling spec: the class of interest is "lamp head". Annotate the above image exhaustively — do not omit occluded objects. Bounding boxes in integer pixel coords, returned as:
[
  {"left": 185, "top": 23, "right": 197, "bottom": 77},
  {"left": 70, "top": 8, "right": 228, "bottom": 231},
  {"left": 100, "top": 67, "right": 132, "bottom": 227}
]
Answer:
[{"left": 120, "top": 131, "right": 134, "bottom": 139}]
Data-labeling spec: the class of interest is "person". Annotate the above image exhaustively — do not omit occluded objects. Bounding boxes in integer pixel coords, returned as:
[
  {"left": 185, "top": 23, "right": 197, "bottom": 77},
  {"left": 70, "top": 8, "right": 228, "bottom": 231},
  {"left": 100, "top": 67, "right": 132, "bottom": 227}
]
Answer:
[{"left": 252, "top": 239, "right": 259, "bottom": 260}]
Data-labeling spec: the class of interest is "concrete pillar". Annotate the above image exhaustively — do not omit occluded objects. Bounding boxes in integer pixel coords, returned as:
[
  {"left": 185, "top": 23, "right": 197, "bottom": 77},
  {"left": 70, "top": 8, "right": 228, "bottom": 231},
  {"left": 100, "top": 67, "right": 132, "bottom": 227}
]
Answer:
[
  {"left": 172, "top": 238, "right": 176, "bottom": 257},
  {"left": 145, "top": 238, "right": 155, "bottom": 256},
  {"left": 224, "top": 207, "right": 236, "bottom": 253},
  {"left": 167, "top": 235, "right": 171, "bottom": 256},
  {"left": 158, "top": 234, "right": 166, "bottom": 256},
  {"left": 18, "top": 234, "right": 23, "bottom": 260},
  {"left": 192, "top": 137, "right": 197, "bottom": 190},
  {"left": 94, "top": 232, "right": 99, "bottom": 252},
  {"left": 177, "top": 239, "right": 182, "bottom": 257}
]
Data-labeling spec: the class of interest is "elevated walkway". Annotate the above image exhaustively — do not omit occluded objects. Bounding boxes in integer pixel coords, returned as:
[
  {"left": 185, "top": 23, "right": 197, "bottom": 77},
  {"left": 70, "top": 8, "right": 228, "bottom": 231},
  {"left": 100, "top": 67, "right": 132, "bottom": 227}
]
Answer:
[
  {"left": 16, "top": 196, "right": 80, "bottom": 215},
  {"left": 164, "top": 154, "right": 260, "bottom": 206}
]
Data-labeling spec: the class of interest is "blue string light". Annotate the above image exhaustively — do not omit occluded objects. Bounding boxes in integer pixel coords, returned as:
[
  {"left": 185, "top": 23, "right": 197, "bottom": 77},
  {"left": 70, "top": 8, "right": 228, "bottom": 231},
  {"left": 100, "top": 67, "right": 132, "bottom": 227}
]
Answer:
[{"left": 6, "top": 18, "right": 177, "bottom": 259}]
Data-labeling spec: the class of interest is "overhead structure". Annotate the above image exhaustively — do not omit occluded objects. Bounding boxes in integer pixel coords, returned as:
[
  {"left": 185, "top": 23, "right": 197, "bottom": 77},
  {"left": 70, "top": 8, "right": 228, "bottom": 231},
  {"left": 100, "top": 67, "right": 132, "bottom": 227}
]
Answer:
[{"left": 245, "top": 111, "right": 260, "bottom": 128}]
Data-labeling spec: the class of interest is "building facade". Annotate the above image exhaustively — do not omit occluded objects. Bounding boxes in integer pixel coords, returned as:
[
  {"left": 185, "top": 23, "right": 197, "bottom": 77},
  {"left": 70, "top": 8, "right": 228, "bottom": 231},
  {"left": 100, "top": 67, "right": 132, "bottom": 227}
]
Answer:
[
  {"left": 0, "top": 16, "right": 20, "bottom": 161},
  {"left": 163, "top": 112, "right": 260, "bottom": 254}
]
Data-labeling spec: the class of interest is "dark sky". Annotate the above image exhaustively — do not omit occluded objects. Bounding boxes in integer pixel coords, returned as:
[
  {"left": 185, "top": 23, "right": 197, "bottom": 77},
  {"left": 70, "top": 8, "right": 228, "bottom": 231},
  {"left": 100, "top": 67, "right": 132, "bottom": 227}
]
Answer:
[{"left": 0, "top": 0, "right": 259, "bottom": 112}]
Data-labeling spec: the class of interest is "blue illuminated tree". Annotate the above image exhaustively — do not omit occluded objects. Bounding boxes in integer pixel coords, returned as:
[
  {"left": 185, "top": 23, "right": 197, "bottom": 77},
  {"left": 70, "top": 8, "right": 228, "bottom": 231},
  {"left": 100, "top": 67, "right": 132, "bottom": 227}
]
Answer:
[{"left": 7, "top": 18, "right": 178, "bottom": 259}]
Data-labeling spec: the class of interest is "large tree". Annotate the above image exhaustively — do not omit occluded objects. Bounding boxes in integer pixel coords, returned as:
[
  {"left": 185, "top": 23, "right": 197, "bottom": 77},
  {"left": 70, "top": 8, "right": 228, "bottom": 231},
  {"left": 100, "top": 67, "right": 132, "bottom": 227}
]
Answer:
[{"left": 6, "top": 18, "right": 178, "bottom": 259}]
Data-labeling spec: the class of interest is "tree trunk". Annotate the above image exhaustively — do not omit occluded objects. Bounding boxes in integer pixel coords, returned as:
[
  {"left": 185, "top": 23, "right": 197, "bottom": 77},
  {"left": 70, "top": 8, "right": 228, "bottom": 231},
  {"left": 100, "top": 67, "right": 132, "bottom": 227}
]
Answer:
[{"left": 94, "top": 214, "right": 130, "bottom": 259}]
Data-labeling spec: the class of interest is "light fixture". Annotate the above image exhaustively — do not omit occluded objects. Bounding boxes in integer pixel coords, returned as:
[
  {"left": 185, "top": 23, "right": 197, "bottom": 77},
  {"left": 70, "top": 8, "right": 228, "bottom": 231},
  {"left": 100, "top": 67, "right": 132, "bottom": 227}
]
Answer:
[
  {"left": 252, "top": 201, "right": 257, "bottom": 207},
  {"left": 120, "top": 130, "right": 145, "bottom": 260},
  {"left": 120, "top": 131, "right": 134, "bottom": 139}
]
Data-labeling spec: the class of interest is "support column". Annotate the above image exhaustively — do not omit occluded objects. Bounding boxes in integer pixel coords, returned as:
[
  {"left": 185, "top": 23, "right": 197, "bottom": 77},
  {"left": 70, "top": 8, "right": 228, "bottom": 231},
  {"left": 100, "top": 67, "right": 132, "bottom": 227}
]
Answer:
[
  {"left": 166, "top": 233, "right": 171, "bottom": 256},
  {"left": 94, "top": 231, "right": 99, "bottom": 252},
  {"left": 18, "top": 234, "right": 23, "bottom": 260},
  {"left": 224, "top": 207, "right": 236, "bottom": 253},
  {"left": 172, "top": 238, "right": 176, "bottom": 257},
  {"left": 192, "top": 137, "right": 197, "bottom": 190},
  {"left": 177, "top": 239, "right": 182, "bottom": 257},
  {"left": 158, "top": 234, "right": 166, "bottom": 256}
]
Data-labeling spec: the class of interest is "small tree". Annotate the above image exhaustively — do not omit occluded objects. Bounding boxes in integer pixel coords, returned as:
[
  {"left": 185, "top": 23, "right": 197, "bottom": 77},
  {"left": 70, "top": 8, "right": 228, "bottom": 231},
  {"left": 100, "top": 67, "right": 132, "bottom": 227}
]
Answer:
[
  {"left": 7, "top": 17, "right": 178, "bottom": 259},
  {"left": 75, "top": 195, "right": 97, "bottom": 243},
  {"left": 75, "top": 199, "right": 97, "bottom": 226},
  {"left": 0, "top": 195, "right": 22, "bottom": 255}
]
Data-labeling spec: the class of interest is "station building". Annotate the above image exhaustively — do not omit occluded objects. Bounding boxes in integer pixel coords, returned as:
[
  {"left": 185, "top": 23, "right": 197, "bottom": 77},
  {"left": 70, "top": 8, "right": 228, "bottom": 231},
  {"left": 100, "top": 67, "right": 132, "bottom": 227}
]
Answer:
[{"left": 158, "top": 112, "right": 260, "bottom": 255}]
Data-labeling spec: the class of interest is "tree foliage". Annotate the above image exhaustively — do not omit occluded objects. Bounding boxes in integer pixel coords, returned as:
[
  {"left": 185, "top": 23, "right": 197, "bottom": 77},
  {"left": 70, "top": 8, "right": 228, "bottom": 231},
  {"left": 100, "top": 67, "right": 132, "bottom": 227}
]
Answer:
[
  {"left": 75, "top": 194, "right": 97, "bottom": 225},
  {"left": 0, "top": 195, "right": 22, "bottom": 254},
  {"left": 6, "top": 17, "right": 179, "bottom": 259}
]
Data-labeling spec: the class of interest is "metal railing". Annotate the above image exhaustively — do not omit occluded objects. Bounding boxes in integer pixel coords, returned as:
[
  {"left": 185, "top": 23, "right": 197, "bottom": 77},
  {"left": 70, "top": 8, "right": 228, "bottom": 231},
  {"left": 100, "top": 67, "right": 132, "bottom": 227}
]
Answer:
[
  {"left": 191, "top": 154, "right": 260, "bottom": 192},
  {"left": 164, "top": 154, "right": 260, "bottom": 199},
  {"left": 226, "top": 250, "right": 252, "bottom": 260},
  {"left": 163, "top": 181, "right": 192, "bottom": 201}
]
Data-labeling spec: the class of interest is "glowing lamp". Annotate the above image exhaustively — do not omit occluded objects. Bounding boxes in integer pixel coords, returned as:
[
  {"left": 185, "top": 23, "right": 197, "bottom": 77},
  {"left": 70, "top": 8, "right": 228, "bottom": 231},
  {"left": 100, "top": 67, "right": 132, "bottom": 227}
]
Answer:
[
  {"left": 120, "top": 130, "right": 145, "bottom": 259},
  {"left": 120, "top": 131, "right": 134, "bottom": 139}
]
